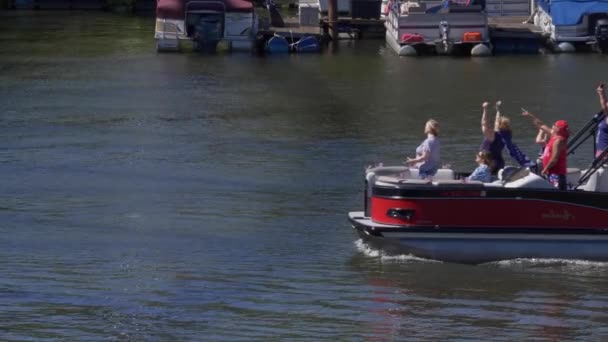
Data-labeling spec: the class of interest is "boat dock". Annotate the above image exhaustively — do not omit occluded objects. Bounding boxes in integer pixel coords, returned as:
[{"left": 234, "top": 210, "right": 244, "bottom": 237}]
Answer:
[
  {"left": 488, "top": 15, "right": 542, "bottom": 37},
  {"left": 263, "top": 13, "right": 547, "bottom": 53},
  {"left": 488, "top": 16, "right": 547, "bottom": 53}
]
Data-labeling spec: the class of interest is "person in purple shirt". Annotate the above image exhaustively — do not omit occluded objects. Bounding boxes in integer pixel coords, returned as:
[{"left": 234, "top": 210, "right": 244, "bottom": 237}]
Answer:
[
  {"left": 406, "top": 119, "right": 441, "bottom": 180},
  {"left": 596, "top": 83, "right": 608, "bottom": 158},
  {"left": 480, "top": 101, "right": 534, "bottom": 174}
]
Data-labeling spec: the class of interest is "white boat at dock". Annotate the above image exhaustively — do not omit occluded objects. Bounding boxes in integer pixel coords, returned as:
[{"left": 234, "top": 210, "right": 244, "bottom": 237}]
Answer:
[
  {"left": 384, "top": 0, "right": 492, "bottom": 56},
  {"left": 155, "top": 0, "right": 258, "bottom": 52}
]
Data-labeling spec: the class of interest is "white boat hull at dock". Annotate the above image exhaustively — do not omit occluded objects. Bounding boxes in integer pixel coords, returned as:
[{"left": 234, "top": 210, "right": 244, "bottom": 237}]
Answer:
[{"left": 385, "top": 1, "right": 492, "bottom": 56}]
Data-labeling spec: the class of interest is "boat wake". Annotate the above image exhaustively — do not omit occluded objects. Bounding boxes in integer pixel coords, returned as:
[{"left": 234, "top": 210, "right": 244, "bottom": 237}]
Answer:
[
  {"left": 355, "top": 239, "right": 608, "bottom": 268},
  {"left": 354, "top": 239, "right": 441, "bottom": 263},
  {"left": 488, "top": 258, "right": 608, "bottom": 270}
]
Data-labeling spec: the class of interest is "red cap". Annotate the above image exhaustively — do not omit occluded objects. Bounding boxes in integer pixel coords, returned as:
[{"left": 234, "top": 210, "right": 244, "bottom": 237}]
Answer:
[
  {"left": 554, "top": 120, "right": 570, "bottom": 138},
  {"left": 554, "top": 120, "right": 569, "bottom": 129}
]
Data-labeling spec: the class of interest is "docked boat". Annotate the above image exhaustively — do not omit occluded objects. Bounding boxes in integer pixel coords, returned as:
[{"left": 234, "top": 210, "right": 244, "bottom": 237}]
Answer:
[
  {"left": 384, "top": 0, "right": 492, "bottom": 56},
  {"left": 348, "top": 114, "right": 608, "bottom": 264},
  {"left": 533, "top": 0, "right": 608, "bottom": 53},
  {"left": 155, "top": 0, "right": 258, "bottom": 52}
]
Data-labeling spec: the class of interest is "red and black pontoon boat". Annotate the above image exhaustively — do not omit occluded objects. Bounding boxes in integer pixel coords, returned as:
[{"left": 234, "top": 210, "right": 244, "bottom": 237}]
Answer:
[{"left": 349, "top": 112, "right": 608, "bottom": 264}]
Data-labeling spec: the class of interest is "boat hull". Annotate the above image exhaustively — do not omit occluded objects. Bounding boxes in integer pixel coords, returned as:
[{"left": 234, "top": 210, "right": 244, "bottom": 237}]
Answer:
[{"left": 349, "top": 212, "right": 608, "bottom": 264}]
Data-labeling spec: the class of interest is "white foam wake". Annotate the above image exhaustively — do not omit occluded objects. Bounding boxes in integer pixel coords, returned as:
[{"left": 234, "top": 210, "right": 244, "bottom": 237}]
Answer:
[
  {"left": 491, "top": 258, "right": 608, "bottom": 268},
  {"left": 354, "top": 239, "right": 440, "bottom": 263}
]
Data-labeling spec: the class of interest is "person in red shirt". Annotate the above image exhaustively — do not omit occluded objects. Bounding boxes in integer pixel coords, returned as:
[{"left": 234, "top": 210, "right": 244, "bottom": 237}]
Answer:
[{"left": 522, "top": 110, "right": 569, "bottom": 190}]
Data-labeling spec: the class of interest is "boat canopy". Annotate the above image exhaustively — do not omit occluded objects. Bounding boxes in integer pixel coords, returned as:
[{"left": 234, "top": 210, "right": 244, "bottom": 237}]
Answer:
[
  {"left": 537, "top": 0, "right": 608, "bottom": 26},
  {"left": 157, "top": 0, "right": 253, "bottom": 19}
]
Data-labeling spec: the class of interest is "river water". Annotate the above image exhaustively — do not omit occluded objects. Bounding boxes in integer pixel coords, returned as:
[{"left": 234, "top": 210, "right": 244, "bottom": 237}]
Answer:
[{"left": 2, "top": 11, "right": 608, "bottom": 341}]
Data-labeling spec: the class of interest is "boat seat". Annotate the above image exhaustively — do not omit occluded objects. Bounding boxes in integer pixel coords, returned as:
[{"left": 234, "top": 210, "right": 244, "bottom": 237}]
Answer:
[
  {"left": 367, "top": 166, "right": 409, "bottom": 177},
  {"left": 483, "top": 181, "right": 504, "bottom": 188},
  {"left": 375, "top": 175, "right": 401, "bottom": 183},
  {"left": 579, "top": 167, "right": 608, "bottom": 192},
  {"left": 499, "top": 166, "right": 529, "bottom": 183},
  {"left": 432, "top": 180, "right": 464, "bottom": 185},
  {"left": 432, "top": 180, "right": 485, "bottom": 189},
  {"left": 434, "top": 168, "right": 455, "bottom": 180},
  {"left": 368, "top": 166, "right": 455, "bottom": 186},
  {"left": 374, "top": 176, "right": 403, "bottom": 187},
  {"left": 504, "top": 173, "right": 555, "bottom": 189},
  {"left": 403, "top": 168, "right": 454, "bottom": 180},
  {"left": 375, "top": 175, "right": 431, "bottom": 186},
  {"left": 399, "top": 179, "right": 432, "bottom": 185},
  {"left": 595, "top": 168, "right": 608, "bottom": 192},
  {"left": 577, "top": 171, "right": 599, "bottom": 192}
]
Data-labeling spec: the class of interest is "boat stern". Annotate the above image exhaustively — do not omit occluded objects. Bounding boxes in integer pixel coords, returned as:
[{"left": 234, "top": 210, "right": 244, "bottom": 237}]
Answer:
[{"left": 385, "top": 3, "right": 491, "bottom": 56}]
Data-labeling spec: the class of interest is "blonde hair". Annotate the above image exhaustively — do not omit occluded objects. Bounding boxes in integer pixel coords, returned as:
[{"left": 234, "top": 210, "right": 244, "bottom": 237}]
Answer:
[
  {"left": 424, "top": 119, "right": 439, "bottom": 136},
  {"left": 497, "top": 116, "right": 511, "bottom": 131}
]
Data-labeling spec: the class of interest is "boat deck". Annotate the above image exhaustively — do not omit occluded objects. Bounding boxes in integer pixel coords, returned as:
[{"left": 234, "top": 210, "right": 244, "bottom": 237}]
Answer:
[{"left": 488, "top": 15, "right": 545, "bottom": 39}]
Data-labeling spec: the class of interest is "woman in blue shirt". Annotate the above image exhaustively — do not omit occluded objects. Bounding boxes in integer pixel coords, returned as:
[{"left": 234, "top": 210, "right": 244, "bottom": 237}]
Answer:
[{"left": 467, "top": 150, "right": 493, "bottom": 183}]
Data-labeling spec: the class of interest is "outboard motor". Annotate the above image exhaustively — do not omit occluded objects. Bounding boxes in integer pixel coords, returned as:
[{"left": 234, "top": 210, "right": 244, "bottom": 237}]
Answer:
[
  {"left": 438, "top": 20, "right": 451, "bottom": 54},
  {"left": 596, "top": 19, "right": 608, "bottom": 53},
  {"left": 194, "top": 16, "right": 223, "bottom": 53}
]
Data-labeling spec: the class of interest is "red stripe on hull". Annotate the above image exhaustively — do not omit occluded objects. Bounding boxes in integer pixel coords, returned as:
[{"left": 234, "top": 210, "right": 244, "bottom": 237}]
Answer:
[{"left": 371, "top": 197, "right": 608, "bottom": 229}]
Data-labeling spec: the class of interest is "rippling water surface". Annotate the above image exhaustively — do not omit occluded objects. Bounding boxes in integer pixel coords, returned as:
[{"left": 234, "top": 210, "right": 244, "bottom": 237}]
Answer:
[{"left": 2, "top": 11, "right": 608, "bottom": 341}]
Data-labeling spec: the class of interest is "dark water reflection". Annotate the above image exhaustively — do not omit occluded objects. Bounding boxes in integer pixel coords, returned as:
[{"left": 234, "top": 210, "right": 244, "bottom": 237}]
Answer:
[{"left": 1, "top": 10, "right": 608, "bottom": 341}]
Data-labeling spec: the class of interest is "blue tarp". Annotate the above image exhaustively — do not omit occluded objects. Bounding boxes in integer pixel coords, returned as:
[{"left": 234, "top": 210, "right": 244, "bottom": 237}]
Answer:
[{"left": 538, "top": 0, "right": 608, "bottom": 26}]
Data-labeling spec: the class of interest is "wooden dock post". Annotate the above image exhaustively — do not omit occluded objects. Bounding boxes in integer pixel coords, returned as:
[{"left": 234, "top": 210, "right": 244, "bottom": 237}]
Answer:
[{"left": 327, "top": 0, "right": 338, "bottom": 41}]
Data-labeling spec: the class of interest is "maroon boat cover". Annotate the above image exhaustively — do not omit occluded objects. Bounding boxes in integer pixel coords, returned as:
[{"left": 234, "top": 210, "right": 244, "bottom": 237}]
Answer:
[{"left": 157, "top": 0, "right": 253, "bottom": 19}]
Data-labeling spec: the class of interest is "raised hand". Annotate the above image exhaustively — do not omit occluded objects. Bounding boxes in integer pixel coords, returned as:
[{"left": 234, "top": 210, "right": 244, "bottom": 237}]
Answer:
[
  {"left": 482, "top": 101, "right": 489, "bottom": 108},
  {"left": 495, "top": 100, "right": 502, "bottom": 108}
]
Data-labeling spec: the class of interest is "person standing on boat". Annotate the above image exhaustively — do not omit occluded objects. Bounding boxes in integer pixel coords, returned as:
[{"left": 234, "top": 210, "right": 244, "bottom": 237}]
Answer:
[
  {"left": 522, "top": 110, "right": 570, "bottom": 190},
  {"left": 481, "top": 101, "right": 534, "bottom": 174},
  {"left": 595, "top": 83, "right": 608, "bottom": 158},
  {"left": 406, "top": 119, "right": 440, "bottom": 180}
]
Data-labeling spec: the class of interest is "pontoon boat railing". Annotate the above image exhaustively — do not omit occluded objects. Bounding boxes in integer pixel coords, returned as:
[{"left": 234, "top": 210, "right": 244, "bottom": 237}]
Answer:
[
  {"left": 184, "top": 0, "right": 256, "bottom": 38},
  {"left": 575, "top": 146, "right": 608, "bottom": 189},
  {"left": 184, "top": 1, "right": 227, "bottom": 38},
  {"left": 567, "top": 110, "right": 605, "bottom": 156},
  {"left": 185, "top": 0, "right": 227, "bottom": 13}
]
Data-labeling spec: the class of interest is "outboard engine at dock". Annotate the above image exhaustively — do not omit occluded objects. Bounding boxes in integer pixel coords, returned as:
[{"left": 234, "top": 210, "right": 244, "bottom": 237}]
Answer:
[
  {"left": 437, "top": 20, "right": 453, "bottom": 54},
  {"left": 596, "top": 19, "right": 608, "bottom": 53}
]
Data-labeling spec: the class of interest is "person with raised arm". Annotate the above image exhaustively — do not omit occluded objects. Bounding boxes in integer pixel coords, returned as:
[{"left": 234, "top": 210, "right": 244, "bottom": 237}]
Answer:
[
  {"left": 480, "top": 101, "right": 534, "bottom": 174},
  {"left": 522, "top": 110, "right": 569, "bottom": 190}
]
